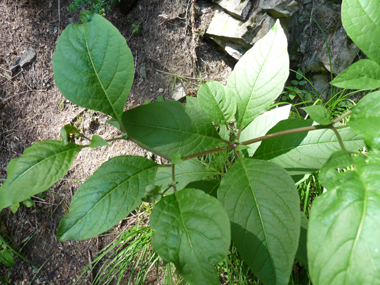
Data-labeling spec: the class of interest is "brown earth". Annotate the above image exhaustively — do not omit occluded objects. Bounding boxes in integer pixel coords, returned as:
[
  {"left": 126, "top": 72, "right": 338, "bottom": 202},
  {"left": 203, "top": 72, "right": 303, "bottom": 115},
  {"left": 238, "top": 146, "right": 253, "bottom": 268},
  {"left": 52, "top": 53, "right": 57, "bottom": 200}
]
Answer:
[{"left": 0, "top": 0, "right": 235, "bottom": 284}]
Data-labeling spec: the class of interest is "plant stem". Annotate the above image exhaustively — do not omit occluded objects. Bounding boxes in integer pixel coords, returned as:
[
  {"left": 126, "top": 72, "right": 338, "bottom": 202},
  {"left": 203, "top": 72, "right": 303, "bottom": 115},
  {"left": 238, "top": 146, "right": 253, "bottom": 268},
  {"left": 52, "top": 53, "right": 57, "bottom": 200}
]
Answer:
[
  {"left": 331, "top": 110, "right": 351, "bottom": 124},
  {"left": 106, "top": 136, "right": 124, "bottom": 142},
  {"left": 330, "top": 126, "right": 346, "bottom": 150}
]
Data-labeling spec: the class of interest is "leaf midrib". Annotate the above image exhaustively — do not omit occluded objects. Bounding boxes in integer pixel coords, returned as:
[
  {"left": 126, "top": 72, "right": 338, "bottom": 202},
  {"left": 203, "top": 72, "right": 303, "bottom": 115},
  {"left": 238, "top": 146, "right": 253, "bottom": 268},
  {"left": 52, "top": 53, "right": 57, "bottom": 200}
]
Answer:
[{"left": 84, "top": 20, "right": 120, "bottom": 121}]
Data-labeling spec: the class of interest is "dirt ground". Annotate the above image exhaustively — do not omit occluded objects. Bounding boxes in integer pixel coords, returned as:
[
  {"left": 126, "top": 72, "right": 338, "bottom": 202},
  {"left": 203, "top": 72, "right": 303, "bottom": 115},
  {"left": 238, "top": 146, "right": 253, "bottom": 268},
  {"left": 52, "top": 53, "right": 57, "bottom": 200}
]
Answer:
[{"left": 0, "top": 0, "right": 235, "bottom": 284}]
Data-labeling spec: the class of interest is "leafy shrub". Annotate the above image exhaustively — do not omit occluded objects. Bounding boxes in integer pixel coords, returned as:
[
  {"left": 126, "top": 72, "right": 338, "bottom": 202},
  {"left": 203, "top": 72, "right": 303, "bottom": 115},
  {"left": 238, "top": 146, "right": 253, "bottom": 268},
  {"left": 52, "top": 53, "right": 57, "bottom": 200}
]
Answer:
[
  {"left": 1, "top": 0, "right": 380, "bottom": 283},
  {"left": 68, "top": 0, "right": 120, "bottom": 15}
]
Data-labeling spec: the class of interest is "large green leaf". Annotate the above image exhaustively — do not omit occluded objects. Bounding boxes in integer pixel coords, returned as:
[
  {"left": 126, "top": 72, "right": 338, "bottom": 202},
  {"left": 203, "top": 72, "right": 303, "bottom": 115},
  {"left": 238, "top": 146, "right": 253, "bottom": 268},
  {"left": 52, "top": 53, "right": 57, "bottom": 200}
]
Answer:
[
  {"left": 308, "top": 162, "right": 380, "bottom": 284},
  {"left": 53, "top": 11, "right": 134, "bottom": 121},
  {"left": 331, "top": 59, "right": 380, "bottom": 90},
  {"left": 150, "top": 188, "right": 230, "bottom": 285},
  {"left": 342, "top": 0, "right": 380, "bottom": 64},
  {"left": 155, "top": 159, "right": 217, "bottom": 193},
  {"left": 253, "top": 119, "right": 363, "bottom": 175},
  {"left": 0, "top": 141, "right": 83, "bottom": 210},
  {"left": 197, "top": 81, "right": 236, "bottom": 124},
  {"left": 227, "top": 20, "right": 289, "bottom": 130},
  {"left": 218, "top": 158, "right": 300, "bottom": 285},
  {"left": 240, "top": 105, "right": 291, "bottom": 156},
  {"left": 349, "top": 91, "right": 380, "bottom": 144},
  {"left": 296, "top": 212, "right": 308, "bottom": 265},
  {"left": 57, "top": 156, "right": 157, "bottom": 241},
  {"left": 123, "top": 101, "right": 223, "bottom": 159}
]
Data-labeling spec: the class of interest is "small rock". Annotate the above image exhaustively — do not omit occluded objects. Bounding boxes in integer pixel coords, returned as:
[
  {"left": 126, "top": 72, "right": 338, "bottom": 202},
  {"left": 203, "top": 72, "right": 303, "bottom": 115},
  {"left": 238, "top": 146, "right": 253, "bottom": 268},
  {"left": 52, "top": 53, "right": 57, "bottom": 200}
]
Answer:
[
  {"left": 261, "top": 0, "right": 299, "bottom": 18},
  {"left": 10, "top": 47, "right": 36, "bottom": 74},
  {"left": 68, "top": 17, "right": 73, "bottom": 24},
  {"left": 158, "top": 88, "right": 164, "bottom": 93},
  {"left": 212, "top": 0, "right": 252, "bottom": 20},
  {"left": 172, "top": 82, "right": 186, "bottom": 101}
]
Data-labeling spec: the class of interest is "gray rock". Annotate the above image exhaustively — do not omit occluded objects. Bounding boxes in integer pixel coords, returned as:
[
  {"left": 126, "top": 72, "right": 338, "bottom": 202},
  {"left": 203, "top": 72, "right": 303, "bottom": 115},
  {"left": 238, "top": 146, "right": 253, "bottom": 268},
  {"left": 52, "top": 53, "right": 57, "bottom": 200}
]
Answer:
[
  {"left": 10, "top": 47, "right": 36, "bottom": 73},
  {"left": 206, "top": 5, "right": 275, "bottom": 55},
  {"left": 260, "top": 0, "right": 299, "bottom": 18},
  {"left": 317, "top": 25, "right": 359, "bottom": 75},
  {"left": 212, "top": 0, "right": 252, "bottom": 20},
  {"left": 172, "top": 82, "right": 186, "bottom": 101}
]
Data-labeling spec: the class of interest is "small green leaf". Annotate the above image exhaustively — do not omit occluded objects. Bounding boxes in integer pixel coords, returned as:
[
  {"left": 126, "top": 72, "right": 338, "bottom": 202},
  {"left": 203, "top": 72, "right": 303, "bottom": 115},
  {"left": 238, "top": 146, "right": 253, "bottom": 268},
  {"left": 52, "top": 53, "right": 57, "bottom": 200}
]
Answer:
[
  {"left": 299, "top": 81, "right": 307, "bottom": 86},
  {"left": 123, "top": 101, "right": 222, "bottom": 159},
  {"left": 171, "top": 153, "right": 184, "bottom": 164},
  {"left": 219, "top": 124, "right": 229, "bottom": 141},
  {"left": 218, "top": 158, "right": 300, "bottom": 285},
  {"left": 342, "top": 0, "right": 380, "bottom": 63},
  {"left": 156, "top": 95, "right": 165, "bottom": 102},
  {"left": 60, "top": 125, "right": 80, "bottom": 145},
  {"left": 0, "top": 249, "right": 14, "bottom": 268},
  {"left": 308, "top": 161, "right": 380, "bottom": 284},
  {"left": 227, "top": 20, "right": 289, "bottom": 130},
  {"left": 53, "top": 11, "right": 134, "bottom": 121},
  {"left": 0, "top": 141, "right": 83, "bottom": 210},
  {"left": 144, "top": 99, "right": 150, "bottom": 105},
  {"left": 240, "top": 105, "right": 291, "bottom": 156},
  {"left": 253, "top": 119, "right": 363, "bottom": 175},
  {"left": 22, "top": 198, "right": 34, "bottom": 208},
  {"left": 295, "top": 69, "right": 303, "bottom": 80},
  {"left": 57, "top": 156, "right": 157, "bottom": 241},
  {"left": 156, "top": 159, "right": 217, "bottom": 193},
  {"left": 89, "top": 135, "right": 109, "bottom": 148},
  {"left": 142, "top": 185, "right": 162, "bottom": 203},
  {"left": 291, "top": 80, "right": 299, "bottom": 85},
  {"left": 198, "top": 81, "right": 236, "bottom": 124},
  {"left": 331, "top": 59, "right": 380, "bottom": 90},
  {"left": 150, "top": 188, "right": 230, "bottom": 285},
  {"left": 302, "top": 105, "right": 332, "bottom": 125}
]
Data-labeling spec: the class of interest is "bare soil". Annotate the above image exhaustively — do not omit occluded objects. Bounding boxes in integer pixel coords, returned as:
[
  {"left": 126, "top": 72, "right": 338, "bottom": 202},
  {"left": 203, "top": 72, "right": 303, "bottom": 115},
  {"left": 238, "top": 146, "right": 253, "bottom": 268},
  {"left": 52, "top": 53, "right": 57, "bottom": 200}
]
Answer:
[{"left": 0, "top": 0, "right": 234, "bottom": 284}]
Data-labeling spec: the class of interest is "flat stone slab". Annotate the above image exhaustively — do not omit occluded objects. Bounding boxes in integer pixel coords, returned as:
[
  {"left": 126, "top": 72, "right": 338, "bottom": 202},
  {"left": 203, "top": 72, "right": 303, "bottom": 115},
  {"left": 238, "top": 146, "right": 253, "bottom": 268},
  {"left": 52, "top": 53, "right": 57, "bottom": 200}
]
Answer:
[
  {"left": 260, "top": 0, "right": 299, "bottom": 18},
  {"left": 213, "top": 0, "right": 252, "bottom": 20},
  {"left": 10, "top": 47, "right": 36, "bottom": 73}
]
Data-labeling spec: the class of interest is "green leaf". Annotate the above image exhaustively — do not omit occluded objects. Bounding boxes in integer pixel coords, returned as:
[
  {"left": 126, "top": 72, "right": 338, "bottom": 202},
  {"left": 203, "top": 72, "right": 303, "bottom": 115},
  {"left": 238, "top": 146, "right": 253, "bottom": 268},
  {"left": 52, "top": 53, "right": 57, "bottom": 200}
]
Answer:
[
  {"left": 296, "top": 212, "right": 308, "bottom": 265},
  {"left": 319, "top": 150, "right": 353, "bottom": 190},
  {"left": 0, "top": 249, "right": 14, "bottom": 268},
  {"left": 53, "top": 11, "right": 134, "bottom": 121},
  {"left": 155, "top": 159, "right": 217, "bottom": 193},
  {"left": 253, "top": 119, "right": 363, "bottom": 175},
  {"left": 219, "top": 124, "right": 229, "bottom": 141},
  {"left": 227, "top": 20, "right": 289, "bottom": 130},
  {"left": 142, "top": 185, "right": 162, "bottom": 203},
  {"left": 298, "top": 81, "right": 307, "bottom": 86},
  {"left": 89, "top": 135, "right": 109, "bottom": 148},
  {"left": 58, "top": 156, "right": 157, "bottom": 241},
  {"left": 22, "top": 198, "right": 34, "bottom": 208},
  {"left": 308, "top": 162, "right": 380, "bottom": 284},
  {"left": 198, "top": 81, "right": 236, "bottom": 124},
  {"left": 60, "top": 125, "right": 80, "bottom": 145},
  {"left": 171, "top": 153, "right": 184, "bottom": 164},
  {"left": 150, "top": 188, "right": 230, "bottom": 285},
  {"left": 186, "top": 96, "right": 198, "bottom": 108},
  {"left": 218, "top": 158, "right": 300, "bottom": 285},
  {"left": 0, "top": 141, "right": 83, "bottom": 210},
  {"left": 295, "top": 69, "right": 303, "bottom": 80},
  {"left": 349, "top": 91, "right": 380, "bottom": 140},
  {"left": 291, "top": 80, "right": 299, "bottom": 85},
  {"left": 185, "top": 180, "right": 220, "bottom": 198},
  {"left": 342, "top": 0, "right": 380, "bottom": 63},
  {"left": 240, "top": 105, "right": 291, "bottom": 156},
  {"left": 106, "top": 117, "right": 122, "bottom": 131},
  {"left": 10, "top": 203, "right": 19, "bottom": 214},
  {"left": 331, "top": 59, "right": 380, "bottom": 90},
  {"left": 122, "top": 101, "right": 223, "bottom": 159},
  {"left": 156, "top": 95, "right": 165, "bottom": 102},
  {"left": 302, "top": 105, "right": 332, "bottom": 125}
]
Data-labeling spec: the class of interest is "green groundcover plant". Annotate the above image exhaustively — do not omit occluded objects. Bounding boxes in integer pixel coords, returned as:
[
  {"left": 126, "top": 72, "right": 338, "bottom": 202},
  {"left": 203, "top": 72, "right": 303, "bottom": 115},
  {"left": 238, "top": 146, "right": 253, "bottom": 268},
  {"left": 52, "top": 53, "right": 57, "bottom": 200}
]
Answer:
[{"left": 1, "top": 0, "right": 380, "bottom": 284}]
